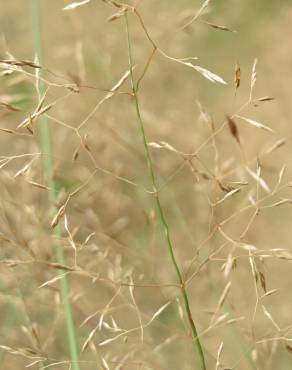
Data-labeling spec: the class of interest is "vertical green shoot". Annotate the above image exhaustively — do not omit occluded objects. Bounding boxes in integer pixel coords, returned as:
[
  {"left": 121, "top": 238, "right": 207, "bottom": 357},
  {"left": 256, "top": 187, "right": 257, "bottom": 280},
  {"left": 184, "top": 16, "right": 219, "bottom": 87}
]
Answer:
[{"left": 31, "top": 2, "right": 80, "bottom": 369}]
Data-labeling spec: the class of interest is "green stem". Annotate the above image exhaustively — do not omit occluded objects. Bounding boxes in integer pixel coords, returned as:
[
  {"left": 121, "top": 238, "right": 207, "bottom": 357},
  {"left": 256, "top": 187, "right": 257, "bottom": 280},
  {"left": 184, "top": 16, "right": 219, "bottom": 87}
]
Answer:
[
  {"left": 124, "top": 13, "right": 206, "bottom": 370},
  {"left": 31, "top": 2, "right": 80, "bottom": 369}
]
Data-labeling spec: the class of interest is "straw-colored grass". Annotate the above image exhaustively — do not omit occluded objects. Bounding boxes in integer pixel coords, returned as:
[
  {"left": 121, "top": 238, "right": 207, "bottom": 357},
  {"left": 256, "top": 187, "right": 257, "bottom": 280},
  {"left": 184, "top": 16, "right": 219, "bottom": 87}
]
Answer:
[{"left": 1, "top": 1, "right": 292, "bottom": 369}]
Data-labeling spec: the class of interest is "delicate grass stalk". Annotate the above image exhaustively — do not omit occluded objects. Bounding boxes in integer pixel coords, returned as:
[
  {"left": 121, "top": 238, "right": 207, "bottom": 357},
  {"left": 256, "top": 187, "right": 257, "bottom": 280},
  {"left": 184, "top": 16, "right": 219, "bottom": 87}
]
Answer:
[
  {"left": 31, "top": 2, "right": 80, "bottom": 369},
  {"left": 124, "top": 13, "right": 206, "bottom": 370}
]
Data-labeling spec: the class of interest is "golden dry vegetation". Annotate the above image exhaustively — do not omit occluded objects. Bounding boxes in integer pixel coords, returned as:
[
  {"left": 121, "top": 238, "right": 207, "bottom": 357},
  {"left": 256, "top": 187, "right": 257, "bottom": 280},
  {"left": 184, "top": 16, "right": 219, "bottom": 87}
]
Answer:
[{"left": 1, "top": 1, "right": 292, "bottom": 369}]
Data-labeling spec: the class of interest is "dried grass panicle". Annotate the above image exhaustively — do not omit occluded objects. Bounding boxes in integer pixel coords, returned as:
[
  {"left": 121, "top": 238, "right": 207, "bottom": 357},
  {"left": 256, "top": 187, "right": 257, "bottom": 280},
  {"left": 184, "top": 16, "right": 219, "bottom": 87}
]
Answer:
[{"left": 0, "top": 0, "right": 291, "bottom": 369}]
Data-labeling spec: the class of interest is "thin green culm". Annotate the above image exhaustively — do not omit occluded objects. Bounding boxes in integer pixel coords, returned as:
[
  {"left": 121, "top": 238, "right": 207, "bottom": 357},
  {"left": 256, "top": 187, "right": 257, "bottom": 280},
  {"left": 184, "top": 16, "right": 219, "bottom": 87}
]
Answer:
[
  {"left": 31, "top": 1, "right": 80, "bottom": 369},
  {"left": 124, "top": 12, "right": 206, "bottom": 370}
]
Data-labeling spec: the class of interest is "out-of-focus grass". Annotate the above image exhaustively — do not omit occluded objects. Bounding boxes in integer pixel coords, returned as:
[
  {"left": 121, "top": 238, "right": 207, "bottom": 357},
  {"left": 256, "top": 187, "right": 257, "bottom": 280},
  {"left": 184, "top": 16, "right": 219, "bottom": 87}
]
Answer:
[{"left": 1, "top": 1, "right": 292, "bottom": 369}]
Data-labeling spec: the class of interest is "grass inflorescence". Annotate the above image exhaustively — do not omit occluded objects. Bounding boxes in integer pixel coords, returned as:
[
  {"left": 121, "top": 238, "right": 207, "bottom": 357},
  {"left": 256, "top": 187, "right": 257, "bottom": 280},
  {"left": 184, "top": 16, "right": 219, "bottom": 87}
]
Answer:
[{"left": 0, "top": 1, "right": 291, "bottom": 369}]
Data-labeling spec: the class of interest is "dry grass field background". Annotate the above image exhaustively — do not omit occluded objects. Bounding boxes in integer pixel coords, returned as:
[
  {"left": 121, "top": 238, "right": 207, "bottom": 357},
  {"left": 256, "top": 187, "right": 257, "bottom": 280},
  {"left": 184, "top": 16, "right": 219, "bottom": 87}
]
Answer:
[{"left": 1, "top": 1, "right": 292, "bottom": 369}]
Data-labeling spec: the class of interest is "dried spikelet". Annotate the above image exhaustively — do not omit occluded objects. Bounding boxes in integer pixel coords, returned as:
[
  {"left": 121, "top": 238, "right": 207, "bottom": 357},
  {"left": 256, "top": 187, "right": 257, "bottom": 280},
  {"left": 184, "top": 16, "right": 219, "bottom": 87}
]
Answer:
[
  {"left": 180, "top": 0, "right": 211, "bottom": 30},
  {"left": 72, "top": 147, "right": 80, "bottom": 161},
  {"left": 26, "top": 359, "right": 44, "bottom": 367},
  {"left": 165, "top": 57, "right": 226, "bottom": 84},
  {"left": 246, "top": 166, "right": 270, "bottom": 193},
  {"left": 217, "top": 181, "right": 233, "bottom": 192},
  {"left": 261, "top": 289, "right": 278, "bottom": 299},
  {"left": 0, "top": 127, "right": 14, "bottom": 134},
  {"left": 225, "top": 316, "right": 245, "bottom": 325},
  {"left": 0, "top": 59, "right": 41, "bottom": 68},
  {"left": 196, "top": 0, "right": 211, "bottom": 18},
  {"left": 176, "top": 297, "right": 184, "bottom": 320},
  {"left": 148, "top": 301, "right": 171, "bottom": 324},
  {"left": 210, "top": 281, "right": 232, "bottom": 326},
  {"left": 102, "top": 320, "right": 122, "bottom": 333},
  {"left": 51, "top": 203, "right": 67, "bottom": 229},
  {"left": 64, "top": 215, "right": 78, "bottom": 266},
  {"left": 107, "top": 67, "right": 135, "bottom": 98},
  {"left": 250, "top": 58, "right": 258, "bottom": 100},
  {"left": 82, "top": 326, "right": 98, "bottom": 352},
  {"left": 0, "top": 101, "right": 21, "bottom": 111},
  {"left": 148, "top": 141, "right": 180, "bottom": 154},
  {"left": 262, "top": 305, "right": 280, "bottom": 331},
  {"left": 17, "top": 102, "right": 55, "bottom": 130},
  {"left": 110, "top": 317, "right": 121, "bottom": 332},
  {"left": 38, "top": 272, "right": 69, "bottom": 288},
  {"left": 1, "top": 259, "right": 22, "bottom": 267},
  {"left": 197, "top": 100, "right": 212, "bottom": 125},
  {"left": 200, "top": 171, "right": 211, "bottom": 180},
  {"left": 223, "top": 253, "right": 234, "bottom": 278},
  {"left": 201, "top": 20, "right": 236, "bottom": 33},
  {"left": 14, "top": 160, "right": 33, "bottom": 178},
  {"left": 80, "top": 310, "right": 99, "bottom": 328},
  {"left": 234, "top": 62, "right": 240, "bottom": 92},
  {"left": 265, "top": 138, "right": 287, "bottom": 154},
  {"left": 218, "top": 281, "right": 232, "bottom": 309},
  {"left": 227, "top": 115, "right": 240, "bottom": 144},
  {"left": 0, "top": 69, "right": 14, "bottom": 76},
  {"left": 265, "top": 199, "right": 292, "bottom": 208},
  {"left": 213, "top": 313, "right": 229, "bottom": 326},
  {"left": 103, "top": 0, "right": 126, "bottom": 9},
  {"left": 0, "top": 345, "right": 42, "bottom": 359},
  {"left": 213, "top": 188, "right": 240, "bottom": 206},
  {"left": 31, "top": 323, "right": 40, "bottom": 345},
  {"left": 248, "top": 250, "right": 258, "bottom": 286},
  {"left": 275, "top": 164, "right": 286, "bottom": 189},
  {"left": 193, "top": 65, "right": 227, "bottom": 84},
  {"left": 255, "top": 96, "right": 275, "bottom": 103},
  {"left": 101, "top": 357, "right": 110, "bottom": 370},
  {"left": 66, "top": 84, "right": 80, "bottom": 93},
  {"left": 46, "top": 262, "right": 76, "bottom": 272},
  {"left": 63, "top": 0, "right": 91, "bottom": 10},
  {"left": 98, "top": 336, "right": 118, "bottom": 347},
  {"left": 107, "top": 7, "right": 128, "bottom": 22},
  {"left": 82, "top": 133, "right": 91, "bottom": 152},
  {"left": 235, "top": 115, "right": 274, "bottom": 133},
  {"left": 215, "top": 342, "right": 223, "bottom": 370},
  {"left": 81, "top": 231, "right": 96, "bottom": 249},
  {"left": 26, "top": 113, "right": 34, "bottom": 134},
  {"left": 259, "top": 271, "right": 267, "bottom": 293},
  {"left": 27, "top": 180, "right": 49, "bottom": 190}
]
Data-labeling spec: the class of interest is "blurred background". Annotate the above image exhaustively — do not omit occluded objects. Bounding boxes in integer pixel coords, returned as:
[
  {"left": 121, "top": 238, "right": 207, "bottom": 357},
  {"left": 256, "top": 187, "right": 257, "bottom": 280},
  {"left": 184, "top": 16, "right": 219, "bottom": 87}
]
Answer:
[{"left": 1, "top": 1, "right": 292, "bottom": 369}]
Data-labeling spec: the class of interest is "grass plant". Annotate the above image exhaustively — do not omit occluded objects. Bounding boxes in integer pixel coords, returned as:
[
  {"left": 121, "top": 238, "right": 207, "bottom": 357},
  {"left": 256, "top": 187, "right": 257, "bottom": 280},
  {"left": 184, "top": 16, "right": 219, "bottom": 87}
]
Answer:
[
  {"left": 31, "top": 1, "right": 80, "bottom": 369},
  {"left": 124, "top": 12, "right": 206, "bottom": 369},
  {"left": 0, "top": 1, "right": 291, "bottom": 369}
]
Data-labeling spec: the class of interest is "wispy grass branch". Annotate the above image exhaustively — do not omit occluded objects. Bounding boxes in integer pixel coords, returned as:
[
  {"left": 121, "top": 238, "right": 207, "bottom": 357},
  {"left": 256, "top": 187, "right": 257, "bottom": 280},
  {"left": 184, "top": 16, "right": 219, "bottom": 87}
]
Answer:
[{"left": 124, "top": 12, "right": 206, "bottom": 370}]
